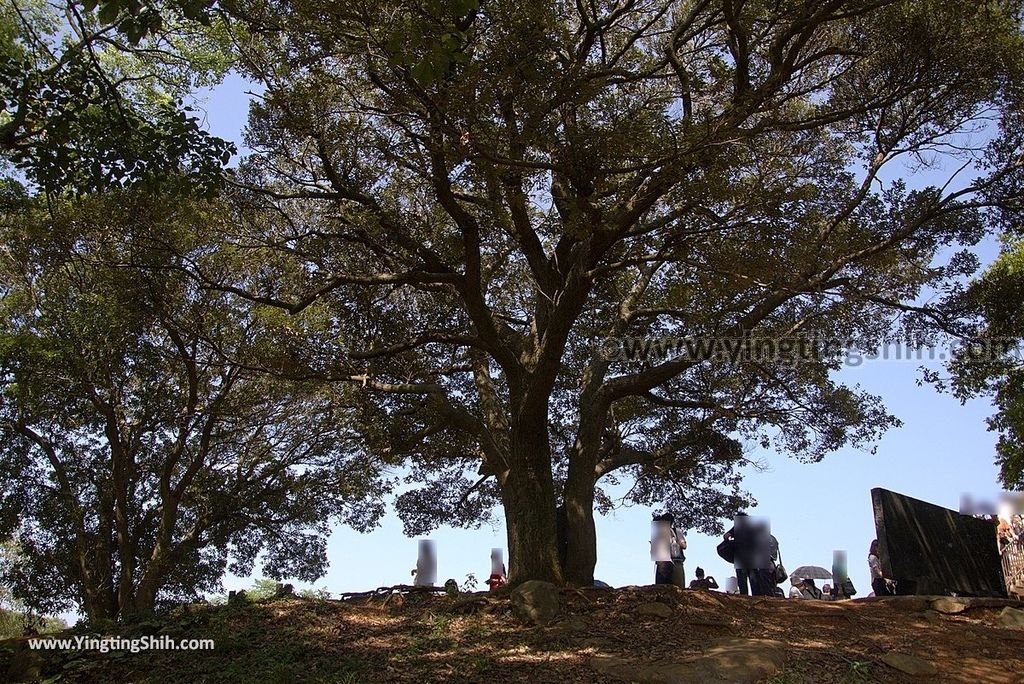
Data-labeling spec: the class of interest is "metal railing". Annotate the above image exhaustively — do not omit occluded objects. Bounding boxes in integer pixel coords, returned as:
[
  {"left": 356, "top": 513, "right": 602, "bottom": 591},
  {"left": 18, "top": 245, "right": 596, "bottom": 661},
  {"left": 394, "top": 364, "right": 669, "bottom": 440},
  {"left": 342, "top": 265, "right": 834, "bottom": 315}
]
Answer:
[{"left": 1001, "top": 536, "right": 1024, "bottom": 599}]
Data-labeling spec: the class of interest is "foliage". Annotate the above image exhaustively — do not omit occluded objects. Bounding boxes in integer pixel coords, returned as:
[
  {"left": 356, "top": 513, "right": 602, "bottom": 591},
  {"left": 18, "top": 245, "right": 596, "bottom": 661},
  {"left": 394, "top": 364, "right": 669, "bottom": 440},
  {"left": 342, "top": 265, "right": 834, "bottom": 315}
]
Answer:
[
  {"left": 939, "top": 237, "right": 1024, "bottom": 489},
  {"left": 244, "top": 579, "right": 283, "bottom": 601},
  {"left": 0, "top": 608, "right": 66, "bottom": 638},
  {"left": 0, "top": 540, "right": 66, "bottom": 637},
  {"left": 0, "top": 0, "right": 234, "bottom": 194},
  {"left": 78, "top": 0, "right": 219, "bottom": 44},
  {"left": 186, "top": 0, "right": 1024, "bottom": 583},
  {"left": 845, "top": 660, "right": 874, "bottom": 683},
  {"left": 0, "top": 183, "right": 390, "bottom": 620},
  {"left": 298, "top": 586, "right": 331, "bottom": 601},
  {"left": 0, "top": 539, "right": 14, "bottom": 612}
]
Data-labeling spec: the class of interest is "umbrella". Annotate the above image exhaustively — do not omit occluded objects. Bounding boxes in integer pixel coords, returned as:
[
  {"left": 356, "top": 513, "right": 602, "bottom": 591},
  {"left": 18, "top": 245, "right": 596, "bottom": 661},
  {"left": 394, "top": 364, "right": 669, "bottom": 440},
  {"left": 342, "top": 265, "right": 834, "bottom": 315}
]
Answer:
[{"left": 789, "top": 565, "right": 832, "bottom": 580}]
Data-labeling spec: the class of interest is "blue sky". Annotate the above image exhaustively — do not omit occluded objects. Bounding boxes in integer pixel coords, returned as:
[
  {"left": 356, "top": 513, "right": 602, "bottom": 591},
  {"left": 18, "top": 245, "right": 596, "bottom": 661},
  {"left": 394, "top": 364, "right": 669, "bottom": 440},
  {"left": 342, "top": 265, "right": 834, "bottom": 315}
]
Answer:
[{"left": 195, "top": 74, "right": 1005, "bottom": 602}]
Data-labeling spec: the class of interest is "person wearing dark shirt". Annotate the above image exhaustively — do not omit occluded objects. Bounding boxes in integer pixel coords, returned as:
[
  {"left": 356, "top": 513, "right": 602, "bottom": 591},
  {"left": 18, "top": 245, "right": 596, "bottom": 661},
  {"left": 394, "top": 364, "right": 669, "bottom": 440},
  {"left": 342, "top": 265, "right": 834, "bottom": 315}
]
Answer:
[
  {"left": 688, "top": 566, "right": 719, "bottom": 591},
  {"left": 723, "top": 512, "right": 773, "bottom": 596}
]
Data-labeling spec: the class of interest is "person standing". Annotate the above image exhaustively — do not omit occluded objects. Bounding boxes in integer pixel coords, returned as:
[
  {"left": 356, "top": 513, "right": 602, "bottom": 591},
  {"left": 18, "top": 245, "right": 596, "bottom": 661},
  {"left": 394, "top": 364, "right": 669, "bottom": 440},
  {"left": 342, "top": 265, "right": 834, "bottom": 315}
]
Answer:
[
  {"left": 486, "top": 548, "right": 507, "bottom": 592},
  {"left": 747, "top": 515, "right": 774, "bottom": 596},
  {"left": 724, "top": 512, "right": 771, "bottom": 595},
  {"left": 723, "top": 513, "right": 754, "bottom": 594},
  {"left": 651, "top": 512, "right": 687, "bottom": 587},
  {"left": 868, "top": 539, "right": 893, "bottom": 596},
  {"left": 413, "top": 540, "right": 437, "bottom": 587},
  {"left": 671, "top": 521, "right": 687, "bottom": 587},
  {"left": 755, "top": 527, "right": 778, "bottom": 596}
]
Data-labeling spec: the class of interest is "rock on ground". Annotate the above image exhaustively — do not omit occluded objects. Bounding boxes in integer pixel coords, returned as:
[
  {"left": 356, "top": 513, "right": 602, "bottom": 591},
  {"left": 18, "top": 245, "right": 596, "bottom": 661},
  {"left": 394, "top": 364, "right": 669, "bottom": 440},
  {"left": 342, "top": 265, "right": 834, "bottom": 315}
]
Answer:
[
  {"left": 590, "top": 638, "right": 785, "bottom": 683},
  {"left": 998, "top": 607, "right": 1024, "bottom": 630},
  {"left": 880, "top": 652, "right": 938, "bottom": 676},
  {"left": 511, "top": 580, "right": 560, "bottom": 626},
  {"left": 931, "top": 597, "right": 969, "bottom": 615},
  {"left": 547, "top": 615, "right": 588, "bottom": 636},
  {"left": 636, "top": 602, "right": 673, "bottom": 619}
]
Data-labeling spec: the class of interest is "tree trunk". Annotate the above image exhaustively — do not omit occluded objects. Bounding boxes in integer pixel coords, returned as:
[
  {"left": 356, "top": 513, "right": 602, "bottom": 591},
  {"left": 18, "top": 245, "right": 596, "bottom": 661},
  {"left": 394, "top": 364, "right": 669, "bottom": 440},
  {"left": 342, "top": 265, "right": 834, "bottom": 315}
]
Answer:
[
  {"left": 561, "top": 408, "right": 604, "bottom": 586},
  {"left": 114, "top": 511, "right": 136, "bottom": 618},
  {"left": 130, "top": 491, "right": 179, "bottom": 616},
  {"left": 80, "top": 573, "right": 112, "bottom": 624},
  {"left": 502, "top": 415, "right": 562, "bottom": 585},
  {"left": 132, "top": 539, "right": 172, "bottom": 616},
  {"left": 95, "top": 486, "right": 118, "bottom": 621},
  {"left": 133, "top": 578, "right": 159, "bottom": 615},
  {"left": 562, "top": 472, "right": 597, "bottom": 586}
]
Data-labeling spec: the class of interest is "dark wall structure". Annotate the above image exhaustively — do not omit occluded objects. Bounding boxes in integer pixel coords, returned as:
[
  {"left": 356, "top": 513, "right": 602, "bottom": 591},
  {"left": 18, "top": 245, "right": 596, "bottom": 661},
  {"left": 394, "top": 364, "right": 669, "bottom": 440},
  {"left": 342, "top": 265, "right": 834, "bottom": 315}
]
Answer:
[{"left": 871, "top": 488, "right": 1006, "bottom": 597}]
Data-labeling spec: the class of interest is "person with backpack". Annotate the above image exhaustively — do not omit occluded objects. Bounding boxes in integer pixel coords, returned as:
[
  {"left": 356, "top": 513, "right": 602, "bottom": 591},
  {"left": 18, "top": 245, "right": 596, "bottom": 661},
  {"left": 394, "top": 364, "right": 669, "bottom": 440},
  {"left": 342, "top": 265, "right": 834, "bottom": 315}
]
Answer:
[
  {"left": 831, "top": 576, "right": 857, "bottom": 600},
  {"left": 651, "top": 512, "right": 687, "bottom": 587},
  {"left": 721, "top": 512, "right": 772, "bottom": 595}
]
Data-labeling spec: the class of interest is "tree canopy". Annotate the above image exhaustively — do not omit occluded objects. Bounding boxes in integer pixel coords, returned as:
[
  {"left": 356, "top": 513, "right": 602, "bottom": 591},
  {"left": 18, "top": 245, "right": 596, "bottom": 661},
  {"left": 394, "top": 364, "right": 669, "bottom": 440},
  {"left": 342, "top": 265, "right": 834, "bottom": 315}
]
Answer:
[
  {"left": 182, "top": 0, "right": 1024, "bottom": 584},
  {"left": 0, "top": 184, "right": 389, "bottom": 620}
]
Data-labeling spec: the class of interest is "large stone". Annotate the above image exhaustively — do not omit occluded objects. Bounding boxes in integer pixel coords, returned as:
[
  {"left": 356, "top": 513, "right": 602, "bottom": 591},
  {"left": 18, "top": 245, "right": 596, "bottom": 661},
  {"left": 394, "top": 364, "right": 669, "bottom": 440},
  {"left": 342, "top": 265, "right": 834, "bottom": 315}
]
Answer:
[
  {"left": 931, "top": 597, "right": 969, "bottom": 614},
  {"left": 590, "top": 638, "right": 785, "bottom": 683},
  {"left": 880, "top": 653, "right": 938, "bottom": 676},
  {"left": 881, "top": 596, "right": 931, "bottom": 613},
  {"left": 590, "top": 656, "right": 669, "bottom": 683},
  {"left": 872, "top": 488, "right": 1005, "bottom": 597},
  {"left": 695, "top": 638, "right": 786, "bottom": 682},
  {"left": 636, "top": 602, "right": 673, "bottom": 618},
  {"left": 511, "top": 580, "right": 560, "bottom": 626},
  {"left": 998, "top": 607, "right": 1024, "bottom": 629},
  {"left": 548, "top": 615, "right": 588, "bottom": 635}
]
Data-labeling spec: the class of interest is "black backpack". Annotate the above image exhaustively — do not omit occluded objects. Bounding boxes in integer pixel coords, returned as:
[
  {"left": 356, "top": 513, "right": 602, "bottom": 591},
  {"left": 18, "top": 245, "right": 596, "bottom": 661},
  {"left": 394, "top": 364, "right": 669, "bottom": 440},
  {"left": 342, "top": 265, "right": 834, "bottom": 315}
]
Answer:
[{"left": 716, "top": 537, "right": 736, "bottom": 564}]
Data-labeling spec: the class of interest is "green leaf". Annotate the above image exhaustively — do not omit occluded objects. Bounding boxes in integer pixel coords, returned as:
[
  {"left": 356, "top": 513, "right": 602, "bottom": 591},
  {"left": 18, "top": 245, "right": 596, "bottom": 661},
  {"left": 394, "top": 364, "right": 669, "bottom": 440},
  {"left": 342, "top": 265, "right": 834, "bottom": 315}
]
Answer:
[
  {"left": 98, "top": 1, "right": 120, "bottom": 25},
  {"left": 450, "top": 0, "right": 479, "bottom": 16},
  {"left": 411, "top": 60, "right": 432, "bottom": 85}
]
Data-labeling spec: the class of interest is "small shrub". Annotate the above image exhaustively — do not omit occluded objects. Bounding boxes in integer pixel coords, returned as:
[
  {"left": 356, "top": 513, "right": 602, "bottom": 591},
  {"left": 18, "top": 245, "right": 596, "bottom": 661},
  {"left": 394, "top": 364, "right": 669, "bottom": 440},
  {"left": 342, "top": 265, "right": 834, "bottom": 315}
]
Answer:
[{"left": 846, "top": 660, "right": 874, "bottom": 683}]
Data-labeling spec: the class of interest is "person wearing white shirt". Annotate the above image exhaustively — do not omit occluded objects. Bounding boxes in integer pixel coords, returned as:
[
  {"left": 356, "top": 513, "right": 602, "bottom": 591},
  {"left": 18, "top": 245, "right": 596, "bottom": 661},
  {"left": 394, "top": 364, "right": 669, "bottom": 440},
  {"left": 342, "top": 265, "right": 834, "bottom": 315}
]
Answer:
[{"left": 651, "top": 512, "right": 687, "bottom": 587}]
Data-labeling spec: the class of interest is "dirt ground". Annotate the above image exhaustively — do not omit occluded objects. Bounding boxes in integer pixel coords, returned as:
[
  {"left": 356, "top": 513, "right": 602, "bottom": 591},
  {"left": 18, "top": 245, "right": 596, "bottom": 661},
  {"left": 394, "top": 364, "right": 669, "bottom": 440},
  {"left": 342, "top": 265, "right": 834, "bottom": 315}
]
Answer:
[{"left": 3, "top": 585, "right": 1024, "bottom": 683}]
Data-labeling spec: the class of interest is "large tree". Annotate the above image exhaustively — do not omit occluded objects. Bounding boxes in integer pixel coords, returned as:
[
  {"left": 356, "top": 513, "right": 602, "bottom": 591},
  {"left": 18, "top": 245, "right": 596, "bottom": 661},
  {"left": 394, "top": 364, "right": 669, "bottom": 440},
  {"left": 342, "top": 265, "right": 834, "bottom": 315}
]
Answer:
[
  {"left": 181, "top": 0, "right": 1023, "bottom": 585},
  {"left": 939, "top": 239, "right": 1024, "bottom": 490},
  {"left": 0, "top": 184, "right": 388, "bottom": 620},
  {"left": 921, "top": 103, "right": 1024, "bottom": 490}
]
